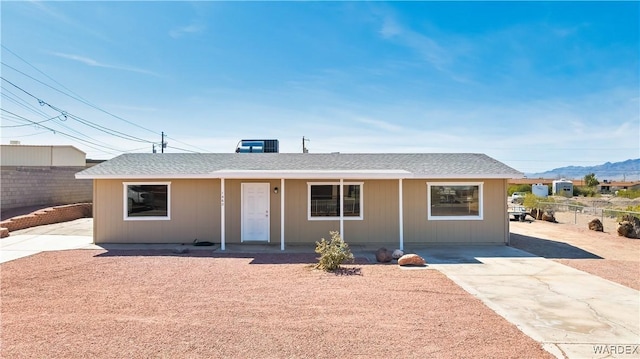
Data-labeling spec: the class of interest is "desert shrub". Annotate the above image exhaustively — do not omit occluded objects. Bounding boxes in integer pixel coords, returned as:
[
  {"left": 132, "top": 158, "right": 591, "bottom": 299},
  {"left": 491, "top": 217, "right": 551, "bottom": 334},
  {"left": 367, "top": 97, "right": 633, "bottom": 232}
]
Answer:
[
  {"left": 620, "top": 205, "right": 640, "bottom": 221},
  {"left": 573, "top": 186, "right": 597, "bottom": 197},
  {"left": 617, "top": 189, "right": 640, "bottom": 199},
  {"left": 508, "top": 184, "right": 531, "bottom": 196},
  {"left": 315, "top": 231, "right": 354, "bottom": 272},
  {"left": 523, "top": 193, "right": 553, "bottom": 209}
]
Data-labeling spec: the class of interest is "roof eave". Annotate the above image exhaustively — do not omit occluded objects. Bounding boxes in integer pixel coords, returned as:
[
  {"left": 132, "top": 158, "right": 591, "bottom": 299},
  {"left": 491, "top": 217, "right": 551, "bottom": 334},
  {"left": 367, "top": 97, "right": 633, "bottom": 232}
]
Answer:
[{"left": 76, "top": 171, "right": 524, "bottom": 180}]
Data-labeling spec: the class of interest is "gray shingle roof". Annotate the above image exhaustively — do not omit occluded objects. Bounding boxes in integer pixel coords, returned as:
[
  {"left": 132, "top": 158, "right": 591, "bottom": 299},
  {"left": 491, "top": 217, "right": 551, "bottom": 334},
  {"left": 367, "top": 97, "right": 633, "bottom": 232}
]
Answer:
[{"left": 76, "top": 153, "right": 523, "bottom": 179}]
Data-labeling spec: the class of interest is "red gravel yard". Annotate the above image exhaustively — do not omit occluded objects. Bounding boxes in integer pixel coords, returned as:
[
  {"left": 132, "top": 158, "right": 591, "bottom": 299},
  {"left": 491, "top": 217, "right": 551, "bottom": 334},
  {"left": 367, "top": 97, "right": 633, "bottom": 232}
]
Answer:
[{"left": 1, "top": 250, "right": 551, "bottom": 358}]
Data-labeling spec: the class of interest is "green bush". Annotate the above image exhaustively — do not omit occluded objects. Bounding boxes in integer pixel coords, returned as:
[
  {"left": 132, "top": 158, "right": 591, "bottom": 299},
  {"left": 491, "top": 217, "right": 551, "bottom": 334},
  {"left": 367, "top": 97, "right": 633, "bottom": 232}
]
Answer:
[
  {"left": 617, "top": 189, "right": 640, "bottom": 199},
  {"left": 508, "top": 184, "right": 531, "bottom": 196},
  {"left": 523, "top": 193, "right": 553, "bottom": 209},
  {"left": 315, "top": 231, "right": 354, "bottom": 272},
  {"left": 573, "top": 186, "right": 598, "bottom": 197}
]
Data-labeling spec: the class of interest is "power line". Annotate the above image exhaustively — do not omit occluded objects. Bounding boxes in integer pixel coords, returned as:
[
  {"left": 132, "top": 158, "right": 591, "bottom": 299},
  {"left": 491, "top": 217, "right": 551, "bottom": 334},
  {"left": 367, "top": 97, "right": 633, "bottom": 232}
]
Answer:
[
  {"left": 2, "top": 86, "right": 126, "bottom": 150},
  {"left": 1, "top": 76, "right": 155, "bottom": 144},
  {"left": 165, "top": 135, "right": 209, "bottom": 153},
  {"left": 1, "top": 46, "right": 159, "bottom": 136},
  {"left": 166, "top": 145, "right": 200, "bottom": 153},
  {"left": 0, "top": 109, "right": 123, "bottom": 154},
  {"left": 2, "top": 47, "right": 209, "bottom": 154},
  {"left": 0, "top": 114, "right": 61, "bottom": 128}
]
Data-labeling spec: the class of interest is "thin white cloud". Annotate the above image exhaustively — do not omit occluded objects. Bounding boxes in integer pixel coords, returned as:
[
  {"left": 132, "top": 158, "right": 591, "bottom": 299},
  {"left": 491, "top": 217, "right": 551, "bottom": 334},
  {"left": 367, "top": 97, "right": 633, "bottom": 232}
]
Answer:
[
  {"left": 353, "top": 117, "right": 404, "bottom": 132},
  {"left": 51, "top": 52, "right": 160, "bottom": 77},
  {"left": 379, "top": 16, "right": 402, "bottom": 39},
  {"left": 169, "top": 23, "right": 205, "bottom": 39},
  {"left": 378, "top": 13, "right": 452, "bottom": 71},
  {"left": 27, "top": 1, "right": 113, "bottom": 43}
]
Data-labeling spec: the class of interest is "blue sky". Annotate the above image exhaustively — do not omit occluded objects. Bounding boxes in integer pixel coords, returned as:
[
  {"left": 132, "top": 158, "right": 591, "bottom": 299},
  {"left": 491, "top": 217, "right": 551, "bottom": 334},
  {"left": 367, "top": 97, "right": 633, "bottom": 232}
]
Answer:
[{"left": 1, "top": 1, "right": 638, "bottom": 174}]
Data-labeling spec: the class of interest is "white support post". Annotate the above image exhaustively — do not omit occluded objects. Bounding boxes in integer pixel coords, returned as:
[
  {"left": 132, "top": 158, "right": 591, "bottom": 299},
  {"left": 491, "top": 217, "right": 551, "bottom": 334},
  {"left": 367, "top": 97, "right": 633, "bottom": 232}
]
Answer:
[
  {"left": 220, "top": 178, "right": 225, "bottom": 251},
  {"left": 399, "top": 178, "right": 404, "bottom": 251},
  {"left": 280, "top": 178, "right": 285, "bottom": 251},
  {"left": 339, "top": 178, "right": 344, "bottom": 239}
]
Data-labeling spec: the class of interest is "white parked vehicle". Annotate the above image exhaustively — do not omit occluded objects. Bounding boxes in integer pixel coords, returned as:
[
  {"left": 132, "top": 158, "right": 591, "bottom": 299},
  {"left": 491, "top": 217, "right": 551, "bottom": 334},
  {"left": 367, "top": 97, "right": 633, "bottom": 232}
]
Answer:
[{"left": 511, "top": 192, "right": 525, "bottom": 204}]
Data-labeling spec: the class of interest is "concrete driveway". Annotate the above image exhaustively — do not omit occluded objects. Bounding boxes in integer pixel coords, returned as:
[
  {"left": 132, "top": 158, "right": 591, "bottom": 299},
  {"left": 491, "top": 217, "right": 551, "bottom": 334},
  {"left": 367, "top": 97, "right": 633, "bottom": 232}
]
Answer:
[
  {"left": 415, "top": 245, "right": 639, "bottom": 359},
  {"left": 0, "top": 218, "right": 99, "bottom": 263}
]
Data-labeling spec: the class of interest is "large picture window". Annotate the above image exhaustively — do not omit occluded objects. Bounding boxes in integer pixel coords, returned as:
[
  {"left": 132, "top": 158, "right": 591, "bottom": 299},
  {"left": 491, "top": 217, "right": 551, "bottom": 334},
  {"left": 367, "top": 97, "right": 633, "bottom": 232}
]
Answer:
[
  {"left": 428, "top": 182, "right": 483, "bottom": 220},
  {"left": 308, "top": 182, "right": 363, "bottom": 220},
  {"left": 123, "top": 182, "right": 170, "bottom": 220}
]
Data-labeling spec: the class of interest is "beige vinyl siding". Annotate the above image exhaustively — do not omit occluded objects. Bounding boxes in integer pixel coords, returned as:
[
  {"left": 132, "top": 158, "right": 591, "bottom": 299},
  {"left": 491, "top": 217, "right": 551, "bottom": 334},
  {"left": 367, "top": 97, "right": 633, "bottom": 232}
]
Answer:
[
  {"left": 94, "top": 179, "right": 220, "bottom": 243},
  {"left": 93, "top": 177, "right": 509, "bottom": 245},
  {"left": 403, "top": 179, "right": 507, "bottom": 244},
  {"left": 282, "top": 179, "right": 399, "bottom": 245}
]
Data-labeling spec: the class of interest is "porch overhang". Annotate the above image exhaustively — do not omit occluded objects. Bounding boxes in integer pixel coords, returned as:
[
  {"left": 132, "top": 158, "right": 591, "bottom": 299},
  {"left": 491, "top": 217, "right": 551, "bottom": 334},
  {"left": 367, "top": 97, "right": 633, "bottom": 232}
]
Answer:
[{"left": 209, "top": 169, "right": 412, "bottom": 180}]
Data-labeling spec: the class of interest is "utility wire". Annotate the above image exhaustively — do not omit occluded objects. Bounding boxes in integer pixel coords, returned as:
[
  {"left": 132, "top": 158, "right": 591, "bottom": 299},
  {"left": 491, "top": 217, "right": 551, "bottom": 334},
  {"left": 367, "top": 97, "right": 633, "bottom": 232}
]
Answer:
[
  {"left": 1, "top": 76, "right": 155, "bottom": 144},
  {"left": 1, "top": 46, "right": 159, "bottom": 136},
  {"left": 0, "top": 109, "right": 123, "bottom": 154},
  {"left": 2, "top": 87, "right": 124, "bottom": 149},
  {"left": 166, "top": 145, "right": 200, "bottom": 153},
  {"left": 165, "top": 135, "right": 209, "bottom": 153},
  {"left": 0, "top": 114, "right": 61, "bottom": 128},
  {"left": 3, "top": 48, "right": 209, "bottom": 153}
]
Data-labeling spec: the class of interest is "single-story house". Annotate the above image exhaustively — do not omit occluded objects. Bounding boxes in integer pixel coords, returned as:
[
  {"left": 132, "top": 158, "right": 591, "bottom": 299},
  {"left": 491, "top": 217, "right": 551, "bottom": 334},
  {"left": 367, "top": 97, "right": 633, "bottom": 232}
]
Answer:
[{"left": 75, "top": 153, "right": 523, "bottom": 250}]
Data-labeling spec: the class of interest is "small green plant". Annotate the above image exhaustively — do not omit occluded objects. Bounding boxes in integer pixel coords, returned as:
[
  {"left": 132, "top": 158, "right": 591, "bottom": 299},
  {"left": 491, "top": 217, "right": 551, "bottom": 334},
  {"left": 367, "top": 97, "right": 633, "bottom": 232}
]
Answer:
[
  {"left": 573, "top": 186, "right": 598, "bottom": 197},
  {"left": 522, "top": 193, "right": 552, "bottom": 209},
  {"left": 508, "top": 184, "right": 531, "bottom": 196},
  {"left": 315, "top": 231, "right": 354, "bottom": 272},
  {"left": 617, "top": 189, "right": 640, "bottom": 199}
]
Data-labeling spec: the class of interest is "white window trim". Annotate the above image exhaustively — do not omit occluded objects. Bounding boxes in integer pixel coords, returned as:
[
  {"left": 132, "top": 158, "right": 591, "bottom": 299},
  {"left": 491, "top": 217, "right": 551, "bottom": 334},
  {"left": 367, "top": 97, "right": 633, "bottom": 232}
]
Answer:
[
  {"left": 123, "top": 182, "right": 171, "bottom": 221},
  {"left": 427, "top": 182, "right": 483, "bottom": 221},
  {"left": 307, "top": 182, "right": 363, "bottom": 221}
]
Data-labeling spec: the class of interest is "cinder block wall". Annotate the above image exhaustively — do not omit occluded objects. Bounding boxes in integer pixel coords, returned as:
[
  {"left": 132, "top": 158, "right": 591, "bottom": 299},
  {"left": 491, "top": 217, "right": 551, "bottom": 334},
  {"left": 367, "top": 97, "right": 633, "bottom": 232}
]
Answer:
[{"left": 0, "top": 166, "right": 92, "bottom": 210}]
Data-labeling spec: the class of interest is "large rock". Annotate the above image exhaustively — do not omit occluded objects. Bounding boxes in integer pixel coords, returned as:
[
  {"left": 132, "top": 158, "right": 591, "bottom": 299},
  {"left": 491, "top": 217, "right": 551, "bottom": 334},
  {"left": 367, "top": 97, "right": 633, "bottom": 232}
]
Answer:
[
  {"left": 375, "top": 247, "right": 392, "bottom": 263},
  {"left": 398, "top": 254, "right": 426, "bottom": 266},
  {"left": 588, "top": 219, "right": 603, "bottom": 232},
  {"left": 541, "top": 210, "right": 556, "bottom": 223},
  {"left": 391, "top": 249, "right": 404, "bottom": 259},
  {"left": 617, "top": 215, "right": 640, "bottom": 239}
]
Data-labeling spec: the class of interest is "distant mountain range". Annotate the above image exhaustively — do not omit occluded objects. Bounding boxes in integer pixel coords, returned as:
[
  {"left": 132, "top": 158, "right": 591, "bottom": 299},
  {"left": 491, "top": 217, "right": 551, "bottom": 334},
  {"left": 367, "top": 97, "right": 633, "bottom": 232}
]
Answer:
[{"left": 525, "top": 158, "right": 640, "bottom": 181}]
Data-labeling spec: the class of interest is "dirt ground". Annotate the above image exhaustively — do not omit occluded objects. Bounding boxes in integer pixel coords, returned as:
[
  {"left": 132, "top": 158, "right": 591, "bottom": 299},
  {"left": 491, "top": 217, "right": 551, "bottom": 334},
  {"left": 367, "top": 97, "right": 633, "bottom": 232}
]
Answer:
[
  {"left": 510, "top": 216, "right": 640, "bottom": 290},
  {"left": 1, "top": 250, "right": 552, "bottom": 358},
  {"left": 3, "top": 213, "right": 638, "bottom": 358}
]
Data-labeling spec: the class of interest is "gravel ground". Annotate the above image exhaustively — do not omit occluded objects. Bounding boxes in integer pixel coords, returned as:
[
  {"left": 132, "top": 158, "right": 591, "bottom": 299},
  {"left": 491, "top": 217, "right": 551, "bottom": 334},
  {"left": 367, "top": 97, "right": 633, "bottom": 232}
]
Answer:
[
  {"left": 510, "top": 217, "right": 640, "bottom": 290},
  {"left": 1, "top": 250, "right": 552, "bottom": 358}
]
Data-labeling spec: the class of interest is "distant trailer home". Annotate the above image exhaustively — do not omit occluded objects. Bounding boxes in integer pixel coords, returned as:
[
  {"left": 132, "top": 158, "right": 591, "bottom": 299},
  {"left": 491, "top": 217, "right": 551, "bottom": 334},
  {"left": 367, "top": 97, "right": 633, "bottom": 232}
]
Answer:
[{"left": 75, "top": 153, "right": 523, "bottom": 250}]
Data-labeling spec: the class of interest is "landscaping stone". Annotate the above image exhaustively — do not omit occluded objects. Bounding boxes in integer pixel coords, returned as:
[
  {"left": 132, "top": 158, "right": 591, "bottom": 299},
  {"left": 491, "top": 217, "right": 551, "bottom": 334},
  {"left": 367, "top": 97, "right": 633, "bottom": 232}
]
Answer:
[
  {"left": 588, "top": 219, "right": 603, "bottom": 232},
  {"left": 0, "top": 227, "right": 9, "bottom": 238},
  {"left": 375, "top": 247, "right": 392, "bottom": 263},
  {"left": 541, "top": 210, "right": 557, "bottom": 223},
  {"left": 617, "top": 215, "right": 640, "bottom": 239},
  {"left": 392, "top": 249, "right": 404, "bottom": 259},
  {"left": 398, "top": 254, "right": 426, "bottom": 266}
]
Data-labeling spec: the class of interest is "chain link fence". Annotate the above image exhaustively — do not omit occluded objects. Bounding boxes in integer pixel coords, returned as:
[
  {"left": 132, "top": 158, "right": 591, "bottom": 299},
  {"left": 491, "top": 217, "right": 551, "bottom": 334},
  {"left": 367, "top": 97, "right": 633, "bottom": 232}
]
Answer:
[{"left": 535, "top": 201, "right": 640, "bottom": 232}]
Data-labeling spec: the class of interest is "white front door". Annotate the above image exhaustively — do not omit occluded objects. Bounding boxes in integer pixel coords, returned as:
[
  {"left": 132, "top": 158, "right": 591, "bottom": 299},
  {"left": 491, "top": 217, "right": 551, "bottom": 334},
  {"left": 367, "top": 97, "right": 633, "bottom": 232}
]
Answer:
[{"left": 241, "top": 183, "right": 270, "bottom": 242}]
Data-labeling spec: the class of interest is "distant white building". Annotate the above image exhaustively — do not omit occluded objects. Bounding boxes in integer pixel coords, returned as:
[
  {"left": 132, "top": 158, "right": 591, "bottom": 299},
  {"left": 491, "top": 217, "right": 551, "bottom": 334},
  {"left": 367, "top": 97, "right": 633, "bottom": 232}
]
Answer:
[
  {"left": 552, "top": 179, "right": 573, "bottom": 197},
  {"left": 1, "top": 143, "right": 92, "bottom": 210},
  {"left": 532, "top": 183, "right": 548, "bottom": 197},
  {"left": 1, "top": 143, "right": 86, "bottom": 167}
]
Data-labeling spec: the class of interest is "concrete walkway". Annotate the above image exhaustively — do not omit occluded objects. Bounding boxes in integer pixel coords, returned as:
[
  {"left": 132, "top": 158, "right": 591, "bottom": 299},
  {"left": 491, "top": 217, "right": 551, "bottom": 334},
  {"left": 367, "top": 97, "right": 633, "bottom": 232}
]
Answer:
[
  {"left": 1, "top": 218, "right": 98, "bottom": 263},
  {"left": 415, "top": 246, "right": 640, "bottom": 359}
]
